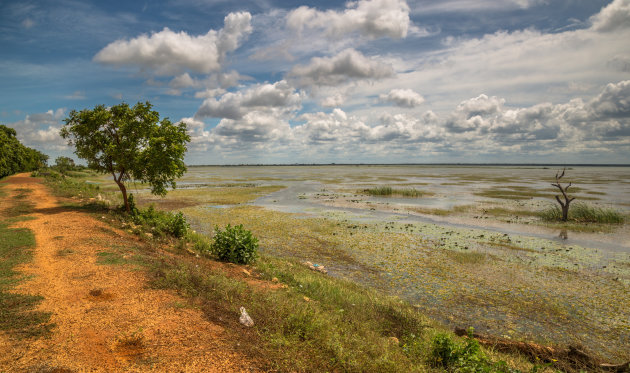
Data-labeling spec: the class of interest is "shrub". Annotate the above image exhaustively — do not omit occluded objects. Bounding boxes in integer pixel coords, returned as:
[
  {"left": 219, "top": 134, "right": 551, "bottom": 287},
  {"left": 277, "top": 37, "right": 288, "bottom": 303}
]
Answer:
[
  {"left": 211, "top": 224, "right": 258, "bottom": 264},
  {"left": 128, "top": 194, "right": 190, "bottom": 238}
]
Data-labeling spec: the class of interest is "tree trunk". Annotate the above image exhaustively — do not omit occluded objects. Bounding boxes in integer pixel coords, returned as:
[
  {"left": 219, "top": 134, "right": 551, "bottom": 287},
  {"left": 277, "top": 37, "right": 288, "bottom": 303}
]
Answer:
[
  {"left": 116, "top": 180, "right": 129, "bottom": 212},
  {"left": 562, "top": 202, "right": 570, "bottom": 221}
]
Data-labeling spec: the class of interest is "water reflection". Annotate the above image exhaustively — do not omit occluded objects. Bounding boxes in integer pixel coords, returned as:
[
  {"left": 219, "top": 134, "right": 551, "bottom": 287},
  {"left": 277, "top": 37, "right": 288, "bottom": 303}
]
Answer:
[{"left": 558, "top": 229, "right": 569, "bottom": 240}]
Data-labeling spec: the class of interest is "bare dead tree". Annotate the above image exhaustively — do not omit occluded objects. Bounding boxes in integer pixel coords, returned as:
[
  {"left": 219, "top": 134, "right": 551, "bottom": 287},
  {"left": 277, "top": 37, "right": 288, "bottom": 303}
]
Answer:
[{"left": 551, "top": 168, "right": 575, "bottom": 221}]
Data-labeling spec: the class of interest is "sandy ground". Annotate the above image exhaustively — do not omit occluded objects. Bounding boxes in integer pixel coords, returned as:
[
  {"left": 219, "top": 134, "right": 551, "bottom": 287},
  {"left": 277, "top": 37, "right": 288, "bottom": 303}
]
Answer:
[{"left": 0, "top": 174, "right": 256, "bottom": 372}]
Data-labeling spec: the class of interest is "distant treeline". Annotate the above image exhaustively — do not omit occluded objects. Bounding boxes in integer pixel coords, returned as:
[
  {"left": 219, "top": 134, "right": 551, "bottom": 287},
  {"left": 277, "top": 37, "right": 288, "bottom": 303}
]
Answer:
[{"left": 0, "top": 125, "right": 48, "bottom": 178}]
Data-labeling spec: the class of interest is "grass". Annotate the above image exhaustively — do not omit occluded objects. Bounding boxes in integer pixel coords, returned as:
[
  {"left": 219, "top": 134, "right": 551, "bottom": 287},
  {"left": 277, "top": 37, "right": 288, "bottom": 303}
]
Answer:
[
  {"left": 0, "top": 185, "right": 54, "bottom": 338},
  {"left": 150, "top": 254, "right": 535, "bottom": 372},
  {"left": 540, "top": 202, "right": 625, "bottom": 224},
  {"left": 362, "top": 186, "right": 432, "bottom": 198},
  {"left": 140, "top": 185, "right": 285, "bottom": 206}
]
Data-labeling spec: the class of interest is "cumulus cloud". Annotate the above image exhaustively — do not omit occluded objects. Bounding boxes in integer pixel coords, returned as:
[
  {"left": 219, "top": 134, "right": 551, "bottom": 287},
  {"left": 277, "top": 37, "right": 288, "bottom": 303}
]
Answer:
[
  {"left": 195, "top": 80, "right": 302, "bottom": 120},
  {"left": 589, "top": 80, "right": 630, "bottom": 118},
  {"left": 10, "top": 109, "right": 67, "bottom": 149},
  {"left": 289, "top": 49, "right": 394, "bottom": 87},
  {"left": 590, "top": 0, "right": 630, "bottom": 32},
  {"left": 94, "top": 12, "right": 252, "bottom": 75},
  {"left": 379, "top": 88, "right": 425, "bottom": 107},
  {"left": 442, "top": 81, "right": 630, "bottom": 145},
  {"left": 320, "top": 93, "right": 346, "bottom": 107},
  {"left": 186, "top": 80, "right": 630, "bottom": 161},
  {"left": 214, "top": 112, "right": 292, "bottom": 143},
  {"left": 286, "top": 0, "right": 411, "bottom": 39}
]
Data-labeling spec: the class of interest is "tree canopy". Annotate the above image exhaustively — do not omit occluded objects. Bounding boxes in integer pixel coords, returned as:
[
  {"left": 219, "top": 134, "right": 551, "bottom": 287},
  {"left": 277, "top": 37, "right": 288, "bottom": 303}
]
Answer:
[
  {"left": 60, "top": 102, "right": 190, "bottom": 211},
  {"left": 0, "top": 124, "right": 49, "bottom": 178}
]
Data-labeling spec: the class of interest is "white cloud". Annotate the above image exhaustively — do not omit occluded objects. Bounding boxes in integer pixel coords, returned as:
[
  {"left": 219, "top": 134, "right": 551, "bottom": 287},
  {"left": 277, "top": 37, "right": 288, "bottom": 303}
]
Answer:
[
  {"left": 64, "top": 91, "right": 86, "bottom": 100},
  {"left": 196, "top": 80, "right": 302, "bottom": 119},
  {"left": 590, "top": 0, "right": 630, "bottom": 32},
  {"left": 188, "top": 79, "right": 630, "bottom": 162},
  {"left": 379, "top": 88, "right": 425, "bottom": 107},
  {"left": 414, "top": 0, "right": 547, "bottom": 13},
  {"left": 382, "top": 4, "right": 630, "bottom": 114},
  {"left": 320, "top": 93, "right": 346, "bottom": 107},
  {"left": 588, "top": 80, "right": 630, "bottom": 120},
  {"left": 289, "top": 49, "right": 394, "bottom": 87},
  {"left": 94, "top": 12, "right": 252, "bottom": 75},
  {"left": 286, "top": 0, "right": 412, "bottom": 39},
  {"left": 10, "top": 109, "right": 67, "bottom": 149}
]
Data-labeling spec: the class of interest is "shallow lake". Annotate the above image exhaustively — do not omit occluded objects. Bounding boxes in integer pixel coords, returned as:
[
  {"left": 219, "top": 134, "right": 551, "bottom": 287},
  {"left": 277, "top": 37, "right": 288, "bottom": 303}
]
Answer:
[{"left": 133, "top": 165, "right": 630, "bottom": 361}]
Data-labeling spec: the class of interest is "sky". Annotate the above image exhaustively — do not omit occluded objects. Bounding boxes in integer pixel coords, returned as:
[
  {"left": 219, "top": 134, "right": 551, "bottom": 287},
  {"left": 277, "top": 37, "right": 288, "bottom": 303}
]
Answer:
[{"left": 1, "top": 0, "right": 629, "bottom": 165}]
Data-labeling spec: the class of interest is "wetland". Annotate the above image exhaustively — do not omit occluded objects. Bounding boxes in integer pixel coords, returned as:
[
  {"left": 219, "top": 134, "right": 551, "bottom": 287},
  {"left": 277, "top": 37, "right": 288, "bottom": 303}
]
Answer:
[{"left": 94, "top": 165, "right": 630, "bottom": 362}]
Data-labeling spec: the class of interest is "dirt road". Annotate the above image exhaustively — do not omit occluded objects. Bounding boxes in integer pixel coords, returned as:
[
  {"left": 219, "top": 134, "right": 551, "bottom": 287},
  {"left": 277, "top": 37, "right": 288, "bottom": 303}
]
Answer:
[{"left": 0, "top": 174, "right": 254, "bottom": 372}]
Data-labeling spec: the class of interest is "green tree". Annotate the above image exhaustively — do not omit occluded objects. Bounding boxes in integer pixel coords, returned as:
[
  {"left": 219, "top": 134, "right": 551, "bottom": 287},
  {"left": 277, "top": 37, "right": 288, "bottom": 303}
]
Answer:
[
  {"left": 54, "top": 156, "right": 76, "bottom": 176},
  {"left": 1, "top": 124, "right": 48, "bottom": 178},
  {"left": 60, "top": 102, "right": 190, "bottom": 212}
]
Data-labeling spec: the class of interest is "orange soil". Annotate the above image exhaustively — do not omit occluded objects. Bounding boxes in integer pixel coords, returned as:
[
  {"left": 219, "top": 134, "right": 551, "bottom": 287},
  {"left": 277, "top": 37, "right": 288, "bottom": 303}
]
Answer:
[{"left": 0, "top": 174, "right": 257, "bottom": 372}]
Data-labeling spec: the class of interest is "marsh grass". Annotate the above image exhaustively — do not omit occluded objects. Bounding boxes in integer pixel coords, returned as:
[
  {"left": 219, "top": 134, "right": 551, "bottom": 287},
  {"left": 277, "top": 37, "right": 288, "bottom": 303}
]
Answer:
[
  {"left": 151, "top": 185, "right": 285, "bottom": 205},
  {"left": 540, "top": 202, "right": 625, "bottom": 224},
  {"left": 362, "top": 186, "right": 432, "bottom": 198}
]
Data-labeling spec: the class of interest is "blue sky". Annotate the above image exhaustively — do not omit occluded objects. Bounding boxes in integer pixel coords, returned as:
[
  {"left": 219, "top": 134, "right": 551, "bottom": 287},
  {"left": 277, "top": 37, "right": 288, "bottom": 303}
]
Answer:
[{"left": 1, "top": 0, "right": 629, "bottom": 164}]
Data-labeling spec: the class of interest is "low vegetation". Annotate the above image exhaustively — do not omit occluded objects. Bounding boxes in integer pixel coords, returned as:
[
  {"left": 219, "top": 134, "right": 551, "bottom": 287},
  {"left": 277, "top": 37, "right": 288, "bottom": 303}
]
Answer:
[
  {"left": 0, "top": 183, "right": 53, "bottom": 338},
  {"left": 210, "top": 224, "right": 259, "bottom": 264},
  {"left": 540, "top": 202, "right": 625, "bottom": 224},
  {"left": 362, "top": 186, "right": 431, "bottom": 197}
]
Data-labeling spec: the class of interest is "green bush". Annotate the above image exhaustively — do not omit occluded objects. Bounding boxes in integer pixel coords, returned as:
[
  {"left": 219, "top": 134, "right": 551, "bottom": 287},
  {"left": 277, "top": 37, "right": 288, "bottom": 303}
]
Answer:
[
  {"left": 211, "top": 224, "right": 258, "bottom": 264},
  {"left": 540, "top": 202, "right": 625, "bottom": 224}
]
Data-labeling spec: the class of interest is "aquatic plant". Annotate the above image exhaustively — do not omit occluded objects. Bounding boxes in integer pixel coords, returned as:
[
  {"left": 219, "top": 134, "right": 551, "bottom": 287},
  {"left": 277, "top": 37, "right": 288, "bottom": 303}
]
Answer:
[{"left": 363, "top": 186, "right": 427, "bottom": 197}]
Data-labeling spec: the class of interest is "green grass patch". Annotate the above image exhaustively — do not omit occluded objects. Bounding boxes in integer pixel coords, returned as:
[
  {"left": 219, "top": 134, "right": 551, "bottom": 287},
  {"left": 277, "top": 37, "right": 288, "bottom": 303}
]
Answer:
[
  {"left": 0, "top": 221, "right": 54, "bottom": 338},
  {"left": 43, "top": 170, "right": 103, "bottom": 199},
  {"left": 156, "top": 185, "right": 285, "bottom": 205},
  {"left": 362, "top": 186, "right": 432, "bottom": 198},
  {"left": 540, "top": 202, "right": 625, "bottom": 224}
]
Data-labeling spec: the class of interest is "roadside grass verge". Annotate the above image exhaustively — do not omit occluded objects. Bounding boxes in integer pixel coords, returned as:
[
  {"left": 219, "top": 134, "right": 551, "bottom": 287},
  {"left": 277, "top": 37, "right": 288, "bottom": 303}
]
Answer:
[
  {"left": 0, "top": 185, "right": 54, "bottom": 338},
  {"left": 362, "top": 186, "right": 433, "bottom": 198},
  {"left": 540, "top": 202, "right": 625, "bottom": 224}
]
